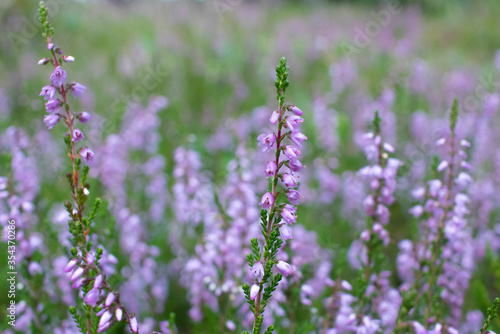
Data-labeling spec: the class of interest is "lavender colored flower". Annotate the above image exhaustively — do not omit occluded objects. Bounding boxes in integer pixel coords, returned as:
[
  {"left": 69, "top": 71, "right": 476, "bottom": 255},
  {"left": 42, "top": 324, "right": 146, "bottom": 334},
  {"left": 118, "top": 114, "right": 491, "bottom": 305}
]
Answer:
[
  {"left": 115, "top": 308, "right": 123, "bottom": 321},
  {"left": 288, "top": 158, "right": 304, "bottom": 172},
  {"left": 282, "top": 173, "right": 298, "bottom": 188},
  {"left": 289, "top": 105, "right": 303, "bottom": 116},
  {"left": 283, "top": 145, "right": 300, "bottom": 159},
  {"left": 250, "top": 284, "right": 260, "bottom": 300},
  {"left": 281, "top": 204, "right": 297, "bottom": 224},
  {"left": 50, "top": 66, "right": 67, "bottom": 87},
  {"left": 276, "top": 260, "right": 293, "bottom": 276},
  {"left": 290, "top": 131, "right": 307, "bottom": 148},
  {"left": 43, "top": 114, "right": 59, "bottom": 129},
  {"left": 265, "top": 161, "right": 277, "bottom": 178},
  {"left": 257, "top": 133, "right": 276, "bottom": 152},
  {"left": 269, "top": 110, "right": 279, "bottom": 124},
  {"left": 80, "top": 148, "right": 94, "bottom": 162},
  {"left": 78, "top": 111, "right": 92, "bottom": 123},
  {"left": 279, "top": 224, "right": 293, "bottom": 241},
  {"left": 72, "top": 129, "right": 84, "bottom": 142},
  {"left": 39, "top": 85, "right": 56, "bottom": 100},
  {"left": 70, "top": 82, "right": 86, "bottom": 98},
  {"left": 287, "top": 189, "right": 301, "bottom": 205},
  {"left": 45, "top": 98, "right": 61, "bottom": 113},
  {"left": 259, "top": 192, "right": 274, "bottom": 209},
  {"left": 105, "top": 292, "right": 116, "bottom": 307},
  {"left": 84, "top": 288, "right": 100, "bottom": 307},
  {"left": 130, "top": 316, "right": 138, "bottom": 333}
]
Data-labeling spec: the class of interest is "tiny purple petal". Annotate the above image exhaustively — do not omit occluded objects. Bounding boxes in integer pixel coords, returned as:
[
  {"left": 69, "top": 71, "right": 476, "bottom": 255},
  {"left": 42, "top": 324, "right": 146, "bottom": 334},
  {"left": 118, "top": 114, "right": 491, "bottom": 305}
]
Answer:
[
  {"left": 250, "top": 284, "right": 260, "bottom": 300},
  {"left": 40, "top": 85, "right": 56, "bottom": 100},
  {"left": 115, "top": 308, "right": 123, "bottom": 321},
  {"left": 78, "top": 112, "right": 92, "bottom": 123},
  {"left": 130, "top": 317, "right": 138, "bottom": 333},
  {"left": 269, "top": 110, "right": 279, "bottom": 124},
  {"left": 289, "top": 105, "right": 303, "bottom": 116},
  {"left": 259, "top": 192, "right": 274, "bottom": 210},
  {"left": 80, "top": 148, "right": 94, "bottom": 162},
  {"left": 70, "top": 82, "right": 86, "bottom": 98},
  {"left": 72, "top": 129, "right": 84, "bottom": 142},
  {"left": 105, "top": 292, "right": 116, "bottom": 307},
  {"left": 264, "top": 161, "right": 277, "bottom": 178},
  {"left": 50, "top": 66, "right": 67, "bottom": 87},
  {"left": 276, "top": 260, "right": 294, "bottom": 276}
]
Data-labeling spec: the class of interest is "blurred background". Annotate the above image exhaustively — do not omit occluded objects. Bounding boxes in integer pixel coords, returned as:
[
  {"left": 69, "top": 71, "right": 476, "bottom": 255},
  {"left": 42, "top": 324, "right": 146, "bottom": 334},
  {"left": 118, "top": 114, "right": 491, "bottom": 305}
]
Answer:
[{"left": 2, "top": 0, "right": 500, "bottom": 333}]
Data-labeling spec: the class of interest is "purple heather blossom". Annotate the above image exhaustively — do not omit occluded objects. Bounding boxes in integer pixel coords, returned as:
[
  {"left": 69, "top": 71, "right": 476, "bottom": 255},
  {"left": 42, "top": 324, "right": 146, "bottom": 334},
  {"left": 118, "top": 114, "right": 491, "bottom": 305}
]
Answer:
[
  {"left": 84, "top": 288, "right": 100, "bottom": 307},
  {"left": 130, "top": 316, "right": 138, "bottom": 333},
  {"left": 38, "top": 57, "right": 50, "bottom": 65},
  {"left": 50, "top": 66, "right": 67, "bottom": 87},
  {"left": 39, "top": 85, "right": 56, "bottom": 100},
  {"left": 259, "top": 192, "right": 274, "bottom": 209},
  {"left": 281, "top": 204, "right": 297, "bottom": 224},
  {"left": 282, "top": 173, "right": 298, "bottom": 188},
  {"left": 45, "top": 98, "right": 61, "bottom": 113},
  {"left": 288, "top": 158, "right": 304, "bottom": 172},
  {"left": 285, "top": 115, "right": 304, "bottom": 131},
  {"left": 276, "top": 260, "right": 293, "bottom": 276},
  {"left": 269, "top": 110, "right": 279, "bottom": 124},
  {"left": 437, "top": 160, "right": 449, "bottom": 172},
  {"left": 265, "top": 161, "right": 277, "bottom": 178},
  {"left": 70, "top": 82, "right": 86, "bottom": 98},
  {"left": 70, "top": 267, "right": 84, "bottom": 281},
  {"left": 283, "top": 145, "right": 300, "bottom": 159},
  {"left": 115, "top": 308, "right": 123, "bottom": 321},
  {"left": 62, "top": 55, "right": 75, "bottom": 62},
  {"left": 383, "top": 142, "right": 395, "bottom": 153},
  {"left": 257, "top": 133, "right": 276, "bottom": 152},
  {"left": 251, "top": 262, "right": 265, "bottom": 279},
  {"left": 99, "top": 310, "right": 112, "bottom": 328},
  {"left": 105, "top": 292, "right": 116, "bottom": 306},
  {"left": 290, "top": 131, "right": 307, "bottom": 148},
  {"left": 78, "top": 111, "right": 92, "bottom": 123},
  {"left": 64, "top": 259, "right": 78, "bottom": 272},
  {"left": 72, "top": 129, "right": 84, "bottom": 142},
  {"left": 279, "top": 224, "right": 293, "bottom": 241},
  {"left": 250, "top": 284, "right": 260, "bottom": 300},
  {"left": 94, "top": 274, "right": 103, "bottom": 288},
  {"left": 80, "top": 148, "right": 94, "bottom": 162},
  {"left": 43, "top": 114, "right": 59, "bottom": 129},
  {"left": 289, "top": 105, "right": 303, "bottom": 116},
  {"left": 287, "top": 189, "right": 301, "bottom": 205}
]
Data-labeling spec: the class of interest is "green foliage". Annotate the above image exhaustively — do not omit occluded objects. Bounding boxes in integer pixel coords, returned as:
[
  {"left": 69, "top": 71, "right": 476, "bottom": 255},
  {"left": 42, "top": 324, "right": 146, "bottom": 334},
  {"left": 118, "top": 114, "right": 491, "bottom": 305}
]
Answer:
[
  {"left": 275, "top": 57, "right": 290, "bottom": 106},
  {"left": 373, "top": 110, "right": 381, "bottom": 134},
  {"left": 480, "top": 298, "right": 500, "bottom": 334},
  {"left": 38, "top": 1, "right": 54, "bottom": 39},
  {"left": 450, "top": 98, "right": 458, "bottom": 132},
  {"left": 69, "top": 306, "right": 87, "bottom": 334}
]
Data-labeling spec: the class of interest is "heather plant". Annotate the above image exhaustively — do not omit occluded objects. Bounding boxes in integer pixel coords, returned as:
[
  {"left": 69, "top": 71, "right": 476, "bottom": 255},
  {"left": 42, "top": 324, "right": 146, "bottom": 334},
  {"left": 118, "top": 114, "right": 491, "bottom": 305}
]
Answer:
[
  {"left": 3, "top": 1, "right": 500, "bottom": 334},
  {"left": 37, "top": 2, "right": 139, "bottom": 332}
]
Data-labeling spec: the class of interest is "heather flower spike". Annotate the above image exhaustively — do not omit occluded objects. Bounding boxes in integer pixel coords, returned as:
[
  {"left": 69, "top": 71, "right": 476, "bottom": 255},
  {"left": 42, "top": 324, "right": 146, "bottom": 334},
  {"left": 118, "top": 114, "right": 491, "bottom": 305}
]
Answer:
[
  {"left": 37, "top": 2, "right": 138, "bottom": 333},
  {"left": 243, "top": 57, "right": 306, "bottom": 334}
]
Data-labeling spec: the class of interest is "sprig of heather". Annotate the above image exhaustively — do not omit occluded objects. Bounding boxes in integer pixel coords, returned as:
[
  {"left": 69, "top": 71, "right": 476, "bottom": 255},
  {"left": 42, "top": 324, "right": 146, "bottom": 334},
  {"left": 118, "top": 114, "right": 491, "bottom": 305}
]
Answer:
[
  {"left": 479, "top": 298, "right": 499, "bottom": 334},
  {"left": 422, "top": 99, "right": 473, "bottom": 326},
  {"left": 345, "top": 111, "right": 402, "bottom": 331},
  {"left": 243, "top": 57, "right": 307, "bottom": 334},
  {"left": 37, "top": 2, "right": 137, "bottom": 333},
  {"left": 397, "top": 99, "right": 474, "bottom": 332}
]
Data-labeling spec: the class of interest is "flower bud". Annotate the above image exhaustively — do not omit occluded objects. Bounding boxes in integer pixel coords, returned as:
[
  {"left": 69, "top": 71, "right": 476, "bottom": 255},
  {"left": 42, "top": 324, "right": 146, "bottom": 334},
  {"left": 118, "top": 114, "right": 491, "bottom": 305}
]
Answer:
[
  {"left": 62, "top": 55, "right": 75, "bottom": 62},
  {"left": 250, "top": 284, "right": 259, "bottom": 300},
  {"left": 38, "top": 58, "right": 50, "bottom": 65}
]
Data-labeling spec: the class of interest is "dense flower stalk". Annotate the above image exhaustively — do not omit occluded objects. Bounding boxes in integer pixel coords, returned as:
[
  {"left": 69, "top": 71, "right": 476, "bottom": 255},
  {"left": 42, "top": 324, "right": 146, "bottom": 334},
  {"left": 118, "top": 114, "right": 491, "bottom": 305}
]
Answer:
[
  {"left": 243, "top": 57, "right": 307, "bottom": 334},
  {"left": 37, "top": 2, "right": 137, "bottom": 333}
]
